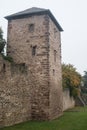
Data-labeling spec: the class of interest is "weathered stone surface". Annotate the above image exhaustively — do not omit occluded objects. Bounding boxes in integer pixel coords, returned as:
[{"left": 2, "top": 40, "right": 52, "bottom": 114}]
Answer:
[
  {"left": 0, "top": 12, "right": 63, "bottom": 127},
  {"left": 63, "top": 89, "right": 75, "bottom": 111}
]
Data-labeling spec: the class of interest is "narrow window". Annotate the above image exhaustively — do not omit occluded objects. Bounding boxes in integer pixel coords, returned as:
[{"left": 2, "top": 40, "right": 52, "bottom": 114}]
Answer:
[
  {"left": 29, "top": 24, "right": 34, "bottom": 32},
  {"left": 53, "top": 69, "right": 55, "bottom": 76},
  {"left": 54, "top": 50, "right": 57, "bottom": 62},
  {"left": 54, "top": 28, "right": 57, "bottom": 38},
  {"left": 32, "top": 46, "right": 37, "bottom": 56},
  {"left": 3, "top": 63, "right": 6, "bottom": 72}
]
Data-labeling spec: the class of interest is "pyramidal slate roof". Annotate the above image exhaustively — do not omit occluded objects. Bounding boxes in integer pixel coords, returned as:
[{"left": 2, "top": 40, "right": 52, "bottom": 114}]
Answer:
[{"left": 5, "top": 7, "right": 63, "bottom": 31}]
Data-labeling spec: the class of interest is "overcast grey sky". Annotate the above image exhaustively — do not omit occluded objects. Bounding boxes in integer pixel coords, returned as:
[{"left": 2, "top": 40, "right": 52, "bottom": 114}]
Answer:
[{"left": 0, "top": 0, "right": 87, "bottom": 75}]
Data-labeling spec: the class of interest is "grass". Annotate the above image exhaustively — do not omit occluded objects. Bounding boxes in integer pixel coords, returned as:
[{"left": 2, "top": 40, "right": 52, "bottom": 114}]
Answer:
[{"left": 1, "top": 106, "right": 87, "bottom": 130}]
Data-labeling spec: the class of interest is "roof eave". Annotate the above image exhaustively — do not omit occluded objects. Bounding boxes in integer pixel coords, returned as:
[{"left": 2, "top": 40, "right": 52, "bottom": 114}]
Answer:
[
  {"left": 47, "top": 10, "right": 63, "bottom": 31},
  {"left": 5, "top": 10, "right": 63, "bottom": 32}
]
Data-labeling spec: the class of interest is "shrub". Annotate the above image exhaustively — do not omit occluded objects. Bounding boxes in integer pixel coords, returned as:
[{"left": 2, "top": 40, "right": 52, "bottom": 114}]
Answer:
[{"left": 2, "top": 55, "right": 14, "bottom": 62}]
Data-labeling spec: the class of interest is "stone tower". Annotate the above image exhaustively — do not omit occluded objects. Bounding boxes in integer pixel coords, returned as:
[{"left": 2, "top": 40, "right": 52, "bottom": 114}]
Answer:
[{"left": 5, "top": 7, "right": 63, "bottom": 121}]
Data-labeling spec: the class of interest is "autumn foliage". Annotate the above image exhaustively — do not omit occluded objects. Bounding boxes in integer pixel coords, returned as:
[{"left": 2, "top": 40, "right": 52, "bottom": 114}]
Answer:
[{"left": 62, "top": 63, "right": 82, "bottom": 98}]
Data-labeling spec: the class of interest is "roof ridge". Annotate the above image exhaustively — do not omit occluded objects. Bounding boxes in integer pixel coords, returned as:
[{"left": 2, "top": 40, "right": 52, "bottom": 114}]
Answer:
[{"left": 6, "top": 7, "right": 47, "bottom": 18}]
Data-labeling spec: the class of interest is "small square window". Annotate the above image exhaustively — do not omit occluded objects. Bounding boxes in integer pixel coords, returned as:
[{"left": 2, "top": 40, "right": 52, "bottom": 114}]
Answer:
[
  {"left": 3, "top": 63, "right": 6, "bottom": 72},
  {"left": 29, "top": 24, "right": 34, "bottom": 32}
]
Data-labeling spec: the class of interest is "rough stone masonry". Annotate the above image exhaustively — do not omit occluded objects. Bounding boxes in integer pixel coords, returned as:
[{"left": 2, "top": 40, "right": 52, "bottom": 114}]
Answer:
[{"left": 0, "top": 7, "right": 63, "bottom": 127}]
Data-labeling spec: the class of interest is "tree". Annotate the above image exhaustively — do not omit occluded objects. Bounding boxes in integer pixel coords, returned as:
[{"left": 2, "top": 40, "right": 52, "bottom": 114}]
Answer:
[
  {"left": 0, "top": 27, "right": 6, "bottom": 54},
  {"left": 62, "top": 63, "right": 82, "bottom": 98},
  {"left": 83, "top": 71, "right": 87, "bottom": 87},
  {"left": 81, "top": 71, "right": 87, "bottom": 93}
]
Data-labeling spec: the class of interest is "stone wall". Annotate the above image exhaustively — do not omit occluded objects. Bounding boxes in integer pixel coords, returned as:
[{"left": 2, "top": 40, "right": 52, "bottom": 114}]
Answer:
[
  {"left": 0, "top": 13, "right": 63, "bottom": 127},
  {"left": 7, "top": 14, "right": 63, "bottom": 120},
  {"left": 7, "top": 15, "right": 50, "bottom": 64},
  {"left": 49, "top": 17, "right": 63, "bottom": 119},
  {"left": 7, "top": 14, "right": 51, "bottom": 121},
  {"left": 0, "top": 55, "right": 31, "bottom": 127},
  {"left": 63, "top": 89, "right": 75, "bottom": 111}
]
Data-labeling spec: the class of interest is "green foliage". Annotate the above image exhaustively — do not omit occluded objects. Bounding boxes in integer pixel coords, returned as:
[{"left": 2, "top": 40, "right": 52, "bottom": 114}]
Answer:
[
  {"left": 0, "top": 27, "right": 6, "bottom": 54},
  {"left": 80, "top": 71, "right": 87, "bottom": 95},
  {"left": 82, "top": 71, "right": 87, "bottom": 87},
  {"left": 81, "top": 87, "right": 87, "bottom": 94},
  {"left": 2, "top": 55, "right": 14, "bottom": 62},
  {"left": 0, "top": 27, "right": 13, "bottom": 62},
  {"left": 1, "top": 107, "right": 87, "bottom": 130},
  {"left": 71, "top": 87, "right": 78, "bottom": 98},
  {"left": 62, "top": 63, "right": 82, "bottom": 98}
]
